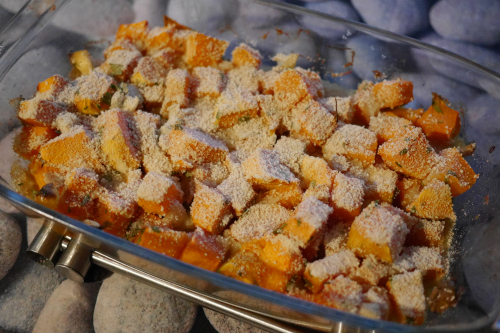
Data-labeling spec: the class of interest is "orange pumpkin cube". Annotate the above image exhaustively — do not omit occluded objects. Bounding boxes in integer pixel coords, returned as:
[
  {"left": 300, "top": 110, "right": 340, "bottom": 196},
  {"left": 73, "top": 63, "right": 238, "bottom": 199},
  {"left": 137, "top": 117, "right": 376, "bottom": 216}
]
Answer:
[
  {"left": 214, "top": 88, "right": 259, "bottom": 129},
  {"left": 185, "top": 32, "right": 229, "bottom": 67},
  {"left": 274, "top": 69, "right": 318, "bottom": 112},
  {"left": 28, "top": 158, "right": 63, "bottom": 190},
  {"left": 145, "top": 26, "right": 191, "bottom": 55},
  {"left": 313, "top": 275, "right": 363, "bottom": 312},
  {"left": 162, "top": 69, "right": 192, "bottom": 113},
  {"left": 217, "top": 169, "right": 256, "bottom": 216},
  {"left": 369, "top": 112, "right": 413, "bottom": 144},
  {"left": 14, "top": 126, "right": 59, "bottom": 160},
  {"left": 231, "top": 43, "right": 262, "bottom": 69},
  {"left": 94, "top": 188, "right": 137, "bottom": 237},
  {"left": 350, "top": 255, "right": 390, "bottom": 286},
  {"left": 191, "top": 66, "right": 225, "bottom": 98},
  {"left": 217, "top": 250, "right": 267, "bottom": 285},
  {"left": 56, "top": 168, "right": 99, "bottom": 221},
  {"left": 137, "top": 171, "right": 183, "bottom": 215},
  {"left": 359, "top": 287, "right": 391, "bottom": 320},
  {"left": 102, "top": 49, "right": 141, "bottom": 82},
  {"left": 258, "top": 182, "right": 303, "bottom": 209},
  {"left": 37, "top": 74, "right": 68, "bottom": 97},
  {"left": 387, "top": 107, "right": 424, "bottom": 125},
  {"left": 191, "top": 180, "right": 233, "bottom": 234},
  {"left": 405, "top": 219, "right": 446, "bottom": 248},
  {"left": 395, "top": 177, "right": 423, "bottom": 212},
  {"left": 300, "top": 155, "right": 336, "bottom": 190},
  {"left": 347, "top": 202, "right": 409, "bottom": 263},
  {"left": 416, "top": 93, "right": 461, "bottom": 144},
  {"left": 295, "top": 99, "right": 337, "bottom": 146},
  {"left": 137, "top": 226, "right": 191, "bottom": 259},
  {"left": 258, "top": 234, "right": 304, "bottom": 275},
  {"left": 131, "top": 56, "right": 168, "bottom": 87},
  {"left": 387, "top": 271, "right": 426, "bottom": 325},
  {"left": 18, "top": 99, "right": 66, "bottom": 127},
  {"left": 180, "top": 228, "right": 228, "bottom": 271},
  {"left": 104, "top": 39, "right": 139, "bottom": 59},
  {"left": 115, "top": 20, "right": 150, "bottom": 52},
  {"left": 352, "top": 81, "right": 380, "bottom": 126},
  {"left": 373, "top": 79, "right": 413, "bottom": 109},
  {"left": 74, "top": 72, "right": 118, "bottom": 115},
  {"left": 330, "top": 173, "right": 365, "bottom": 222},
  {"left": 408, "top": 179, "right": 456, "bottom": 221}
]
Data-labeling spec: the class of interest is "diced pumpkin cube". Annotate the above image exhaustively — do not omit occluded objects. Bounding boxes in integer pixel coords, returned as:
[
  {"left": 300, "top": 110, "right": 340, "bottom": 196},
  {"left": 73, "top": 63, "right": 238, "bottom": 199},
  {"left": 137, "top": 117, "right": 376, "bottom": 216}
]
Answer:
[
  {"left": 137, "top": 171, "right": 183, "bottom": 215},
  {"left": 14, "top": 126, "right": 59, "bottom": 160},
  {"left": 242, "top": 149, "right": 299, "bottom": 191},
  {"left": 425, "top": 147, "right": 478, "bottom": 197},
  {"left": 303, "top": 183, "right": 330, "bottom": 204},
  {"left": 161, "top": 69, "right": 191, "bottom": 112},
  {"left": 350, "top": 255, "right": 390, "bottom": 286},
  {"left": 56, "top": 168, "right": 99, "bottom": 221},
  {"left": 294, "top": 99, "right": 336, "bottom": 146},
  {"left": 65, "top": 168, "right": 99, "bottom": 193},
  {"left": 159, "top": 127, "right": 229, "bottom": 165},
  {"left": 226, "top": 66, "right": 260, "bottom": 94},
  {"left": 94, "top": 188, "right": 137, "bottom": 237},
  {"left": 131, "top": 56, "right": 168, "bottom": 87},
  {"left": 18, "top": 99, "right": 66, "bottom": 127},
  {"left": 323, "top": 221, "right": 351, "bottom": 256},
  {"left": 74, "top": 72, "right": 117, "bottom": 115},
  {"left": 116, "top": 20, "right": 150, "bottom": 52},
  {"left": 416, "top": 93, "right": 461, "bottom": 144},
  {"left": 259, "top": 265, "right": 296, "bottom": 293},
  {"left": 214, "top": 88, "right": 259, "bottom": 129},
  {"left": 180, "top": 228, "right": 228, "bottom": 271},
  {"left": 348, "top": 164, "right": 398, "bottom": 204},
  {"left": 256, "top": 94, "right": 280, "bottom": 135},
  {"left": 218, "top": 250, "right": 267, "bottom": 285},
  {"left": 398, "top": 246, "right": 445, "bottom": 283},
  {"left": 274, "top": 69, "right": 319, "bottom": 111},
  {"left": 323, "top": 124, "right": 378, "bottom": 167},
  {"left": 387, "top": 271, "right": 426, "bottom": 325},
  {"left": 347, "top": 202, "right": 409, "bottom": 263},
  {"left": 369, "top": 112, "right": 413, "bottom": 144},
  {"left": 28, "top": 158, "right": 64, "bottom": 190},
  {"left": 185, "top": 32, "right": 229, "bottom": 67},
  {"left": 300, "top": 155, "right": 336, "bottom": 190},
  {"left": 273, "top": 136, "right": 306, "bottom": 175},
  {"left": 191, "top": 180, "right": 233, "bottom": 234},
  {"left": 258, "top": 234, "right": 304, "bottom": 275},
  {"left": 102, "top": 50, "right": 141, "bottom": 82},
  {"left": 258, "top": 182, "right": 303, "bottom": 209},
  {"left": 352, "top": 81, "right": 381, "bottom": 126},
  {"left": 137, "top": 226, "right": 191, "bottom": 258},
  {"left": 231, "top": 43, "right": 262, "bottom": 69},
  {"left": 280, "top": 197, "right": 332, "bottom": 248},
  {"left": 258, "top": 69, "right": 279, "bottom": 95},
  {"left": 217, "top": 169, "right": 256, "bottom": 216},
  {"left": 104, "top": 39, "right": 139, "bottom": 59},
  {"left": 330, "top": 173, "right": 365, "bottom": 222},
  {"left": 69, "top": 50, "right": 93, "bottom": 77},
  {"left": 37, "top": 74, "right": 68, "bottom": 96},
  {"left": 229, "top": 203, "right": 292, "bottom": 243},
  {"left": 405, "top": 219, "right": 446, "bottom": 248},
  {"left": 303, "top": 250, "right": 359, "bottom": 293},
  {"left": 378, "top": 127, "right": 438, "bottom": 179},
  {"left": 39, "top": 127, "right": 104, "bottom": 172},
  {"left": 151, "top": 48, "right": 178, "bottom": 70},
  {"left": 373, "top": 79, "right": 413, "bottom": 109},
  {"left": 145, "top": 26, "right": 191, "bottom": 55},
  {"left": 296, "top": 68, "right": 324, "bottom": 98},
  {"left": 191, "top": 67, "right": 225, "bottom": 98},
  {"left": 314, "top": 275, "right": 363, "bottom": 312},
  {"left": 95, "top": 109, "right": 141, "bottom": 174},
  {"left": 388, "top": 107, "right": 424, "bottom": 125},
  {"left": 359, "top": 287, "right": 391, "bottom": 320},
  {"left": 395, "top": 177, "right": 423, "bottom": 212},
  {"left": 408, "top": 179, "right": 456, "bottom": 221}
]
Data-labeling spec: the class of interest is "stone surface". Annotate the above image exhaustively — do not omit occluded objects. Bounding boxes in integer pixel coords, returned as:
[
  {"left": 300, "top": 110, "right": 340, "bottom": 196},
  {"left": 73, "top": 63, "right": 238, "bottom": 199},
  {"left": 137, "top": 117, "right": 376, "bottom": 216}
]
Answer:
[
  {"left": 132, "top": 0, "right": 168, "bottom": 27},
  {"left": 0, "top": 211, "right": 22, "bottom": 280},
  {"left": 237, "top": 0, "right": 287, "bottom": 29},
  {"left": 94, "top": 274, "right": 197, "bottom": 333},
  {"left": 204, "top": 308, "right": 267, "bottom": 333},
  {"left": 0, "top": 234, "right": 65, "bottom": 332},
  {"left": 465, "top": 95, "right": 500, "bottom": 136},
  {"left": 430, "top": 0, "right": 500, "bottom": 46},
  {"left": 298, "top": 1, "right": 360, "bottom": 40},
  {"left": 417, "top": 33, "right": 500, "bottom": 88},
  {"left": 32, "top": 280, "right": 100, "bottom": 333},
  {"left": 396, "top": 73, "right": 481, "bottom": 109},
  {"left": 351, "top": 0, "right": 430, "bottom": 36}
]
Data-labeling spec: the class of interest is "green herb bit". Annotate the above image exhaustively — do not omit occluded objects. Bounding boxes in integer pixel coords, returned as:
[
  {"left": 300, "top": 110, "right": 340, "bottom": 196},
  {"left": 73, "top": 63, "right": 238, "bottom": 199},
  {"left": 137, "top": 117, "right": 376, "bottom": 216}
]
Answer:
[
  {"left": 17, "top": 183, "right": 23, "bottom": 186},
  {"left": 296, "top": 218, "right": 302, "bottom": 226},
  {"left": 395, "top": 162, "right": 403, "bottom": 168},
  {"left": 238, "top": 115, "right": 251, "bottom": 123},
  {"left": 174, "top": 124, "right": 183, "bottom": 130},
  {"left": 109, "top": 63, "right": 123, "bottom": 76},
  {"left": 426, "top": 147, "right": 432, "bottom": 153},
  {"left": 447, "top": 170, "right": 458, "bottom": 178},
  {"left": 399, "top": 148, "right": 408, "bottom": 155},
  {"left": 310, "top": 180, "right": 316, "bottom": 188},
  {"left": 184, "top": 171, "right": 193, "bottom": 178},
  {"left": 215, "top": 112, "right": 221, "bottom": 120},
  {"left": 431, "top": 98, "right": 444, "bottom": 114},
  {"left": 152, "top": 226, "right": 161, "bottom": 233},
  {"left": 304, "top": 104, "right": 311, "bottom": 111},
  {"left": 410, "top": 206, "right": 417, "bottom": 214},
  {"left": 110, "top": 84, "right": 117, "bottom": 91},
  {"left": 273, "top": 223, "right": 287, "bottom": 235},
  {"left": 83, "top": 105, "right": 89, "bottom": 110},
  {"left": 101, "top": 92, "right": 113, "bottom": 106},
  {"left": 81, "top": 194, "right": 91, "bottom": 206},
  {"left": 374, "top": 200, "right": 380, "bottom": 207}
]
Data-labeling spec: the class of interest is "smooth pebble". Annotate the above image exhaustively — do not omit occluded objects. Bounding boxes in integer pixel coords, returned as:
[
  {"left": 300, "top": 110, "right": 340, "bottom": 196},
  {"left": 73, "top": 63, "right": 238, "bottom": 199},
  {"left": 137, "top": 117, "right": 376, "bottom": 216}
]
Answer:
[
  {"left": 238, "top": 0, "right": 288, "bottom": 29},
  {"left": 0, "top": 211, "right": 22, "bottom": 280},
  {"left": 465, "top": 95, "right": 500, "bottom": 135},
  {"left": 132, "top": 0, "right": 168, "bottom": 27},
  {"left": 94, "top": 274, "right": 197, "bottom": 333},
  {"left": 351, "top": 0, "right": 430, "bottom": 36},
  {"left": 203, "top": 308, "right": 267, "bottom": 333},
  {"left": 32, "top": 280, "right": 100, "bottom": 333},
  {"left": 298, "top": 1, "right": 359, "bottom": 40},
  {"left": 430, "top": 0, "right": 500, "bottom": 46}
]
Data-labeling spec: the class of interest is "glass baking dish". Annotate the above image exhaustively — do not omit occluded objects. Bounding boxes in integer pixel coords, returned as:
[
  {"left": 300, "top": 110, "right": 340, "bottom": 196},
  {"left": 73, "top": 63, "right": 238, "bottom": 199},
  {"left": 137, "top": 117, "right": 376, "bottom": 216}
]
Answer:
[{"left": 1, "top": 0, "right": 500, "bottom": 332}]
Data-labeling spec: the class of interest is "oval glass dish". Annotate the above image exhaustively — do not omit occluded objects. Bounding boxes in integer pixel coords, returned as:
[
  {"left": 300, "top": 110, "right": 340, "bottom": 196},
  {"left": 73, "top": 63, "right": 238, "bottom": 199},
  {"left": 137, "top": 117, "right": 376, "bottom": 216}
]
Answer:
[{"left": 1, "top": 0, "right": 500, "bottom": 332}]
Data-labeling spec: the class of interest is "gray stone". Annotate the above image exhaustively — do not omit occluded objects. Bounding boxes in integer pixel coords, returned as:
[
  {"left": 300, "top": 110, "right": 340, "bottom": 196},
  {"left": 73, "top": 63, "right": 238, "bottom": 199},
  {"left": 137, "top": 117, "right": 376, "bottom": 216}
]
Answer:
[
  {"left": 465, "top": 95, "right": 500, "bottom": 136},
  {"left": 94, "top": 274, "right": 197, "bottom": 333},
  {"left": 0, "top": 129, "right": 20, "bottom": 189},
  {"left": 204, "top": 308, "right": 267, "bottom": 333},
  {"left": 298, "top": 1, "right": 360, "bottom": 40},
  {"left": 351, "top": 0, "right": 431, "bottom": 36},
  {"left": 0, "top": 247, "right": 65, "bottom": 332},
  {"left": 0, "top": 211, "right": 22, "bottom": 280},
  {"left": 33, "top": 280, "right": 100, "bottom": 333},
  {"left": 417, "top": 33, "right": 500, "bottom": 88},
  {"left": 238, "top": 0, "right": 287, "bottom": 29},
  {"left": 167, "top": 0, "right": 235, "bottom": 35},
  {"left": 396, "top": 73, "right": 481, "bottom": 109},
  {"left": 430, "top": 0, "right": 500, "bottom": 46},
  {"left": 345, "top": 35, "right": 410, "bottom": 80},
  {"left": 132, "top": 0, "right": 168, "bottom": 27}
]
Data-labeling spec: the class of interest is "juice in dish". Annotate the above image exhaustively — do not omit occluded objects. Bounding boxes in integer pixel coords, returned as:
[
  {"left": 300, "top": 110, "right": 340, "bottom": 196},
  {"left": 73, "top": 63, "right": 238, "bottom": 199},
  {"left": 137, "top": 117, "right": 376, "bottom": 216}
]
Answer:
[{"left": 11, "top": 15, "right": 478, "bottom": 325}]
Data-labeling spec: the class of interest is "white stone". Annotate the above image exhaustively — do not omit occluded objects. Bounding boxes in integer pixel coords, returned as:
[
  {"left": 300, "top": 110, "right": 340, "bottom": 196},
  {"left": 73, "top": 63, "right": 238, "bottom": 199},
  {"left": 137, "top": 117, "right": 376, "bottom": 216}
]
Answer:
[
  {"left": 94, "top": 274, "right": 197, "bottom": 333},
  {"left": 0, "top": 211, "right": 21, "bottom": 280},
  {"left": 204, "top": 308, "right": 267, "bottom": 333}
]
